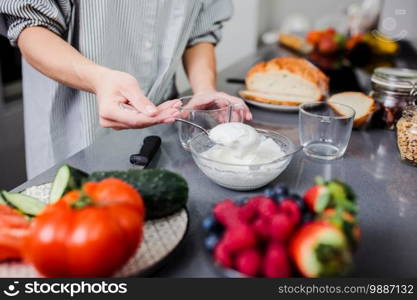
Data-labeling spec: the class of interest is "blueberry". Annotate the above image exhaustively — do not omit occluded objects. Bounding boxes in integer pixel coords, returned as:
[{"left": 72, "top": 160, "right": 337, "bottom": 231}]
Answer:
[
  {"left": 204, "top": 234, "right": 220, "bottom": 251},
  {"left": 264, "top": 188, "right": 276, "bottom": 198},
  {"left": 290, "top": 194, "right": 307, "bottom": 212},
  {"left": 301, "top": 212, "right": 315, "bottom": 224},
  {"left": 235, "top": 197, "right": 247, "bottom": 206},
  {"left": 202, "top": 215, "right": 220, "bottom": 232},
  {"left": 274, "top": 185, "right": 289, "bottom": 197},
  {"left": 273, "top": 194, "right": 287, "bottom": 204}
]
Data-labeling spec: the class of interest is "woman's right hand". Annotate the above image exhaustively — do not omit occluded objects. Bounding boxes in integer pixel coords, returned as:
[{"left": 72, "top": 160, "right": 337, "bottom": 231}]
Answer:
[{"left": 93, "top": 68, "right": 181, "bottom": 130}]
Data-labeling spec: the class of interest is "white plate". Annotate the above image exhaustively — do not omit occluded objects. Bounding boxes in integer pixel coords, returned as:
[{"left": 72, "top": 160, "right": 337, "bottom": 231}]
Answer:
[
  {"left": 0, "top": 183, "right": 189, "bottom": 278},
  {"left": 240, "top": 91, "right": 299, "bottom": 112}
]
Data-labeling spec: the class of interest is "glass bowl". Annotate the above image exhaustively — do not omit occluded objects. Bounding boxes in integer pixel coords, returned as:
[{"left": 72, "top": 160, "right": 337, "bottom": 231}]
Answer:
[{"left": 189, "top": 128, "right": 300, "bottom": 191}]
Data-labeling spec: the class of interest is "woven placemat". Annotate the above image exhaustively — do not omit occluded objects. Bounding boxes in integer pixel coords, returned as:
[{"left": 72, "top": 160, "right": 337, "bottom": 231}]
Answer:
[{"left": 0, "top": 183, "right": 188, "bottom": 277}]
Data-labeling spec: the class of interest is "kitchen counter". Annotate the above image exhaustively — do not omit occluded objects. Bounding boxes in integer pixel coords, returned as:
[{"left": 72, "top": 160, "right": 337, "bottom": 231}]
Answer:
[{"left": 13, "top": 45, "right": 417, "bottom": 277}]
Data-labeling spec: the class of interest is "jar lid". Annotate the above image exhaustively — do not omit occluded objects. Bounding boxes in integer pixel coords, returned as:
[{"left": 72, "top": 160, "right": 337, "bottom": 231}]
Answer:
[{"left": 372, "top": 67, "right": 417, "bottom": 93}]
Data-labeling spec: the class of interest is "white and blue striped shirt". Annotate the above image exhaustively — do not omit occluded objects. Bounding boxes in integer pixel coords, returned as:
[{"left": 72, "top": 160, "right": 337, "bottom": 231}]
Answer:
[{"left": 0, "top": 0, "right": 232, "bottom": 178}]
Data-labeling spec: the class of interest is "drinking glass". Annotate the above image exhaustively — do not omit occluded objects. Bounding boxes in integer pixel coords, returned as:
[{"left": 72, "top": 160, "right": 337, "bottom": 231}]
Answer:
[
  {"left": 177, "top": 95, "right": 244, "bottom": 151},
  {"left": 299, "top": 102, "right": 355, "bottom": 160}
]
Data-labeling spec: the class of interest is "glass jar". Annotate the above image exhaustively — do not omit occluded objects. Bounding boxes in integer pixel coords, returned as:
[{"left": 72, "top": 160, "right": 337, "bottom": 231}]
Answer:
[
  {"left": 396, "top": 105, "right": 417, "bottom": 166},
  {"left": 371, "top": 67, "right": 417, "bottom": 130}
]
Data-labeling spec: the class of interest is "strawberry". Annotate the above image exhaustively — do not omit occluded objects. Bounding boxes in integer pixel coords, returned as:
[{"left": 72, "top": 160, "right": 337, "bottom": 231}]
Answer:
[
  {"left": 214, "top": 241, "right": 233, "bottom": 268},
  {"left": 268, "top": 213, "right": 294, "bottom": 243},
  {"left": 263, "top": 242, "right": 291, "bottom": 278},
  {"left": 222, "top": 223, "right": 257, "bottom": 253},
  {"left": 213, "top": 199, "right": 242, "bottom": 227},
  {"left": 321, "top": 208, "right": 361, "bottom": 250},
  {"left": 253, "top": 217, "right": 270, "bottom": 240},
  {"left": 235, "top": 248, "right": 262, "bottom": 277},
  {"left": 279, "top": 199, "right": 301, "bottom": 225},
  {"left": 303, "top": 184, "right": 330, "bottom": 213},
  {"left": 257, "top": 197, "right": 279, "bottom": 219},
  {"left": 289, "top": 220, "right": 353, "bottom": 277}
]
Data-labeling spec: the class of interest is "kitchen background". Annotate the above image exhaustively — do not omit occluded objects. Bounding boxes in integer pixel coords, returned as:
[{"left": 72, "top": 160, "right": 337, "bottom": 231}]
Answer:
[{"left": 0, "top": 0, "right": 416, "bottom": 190}]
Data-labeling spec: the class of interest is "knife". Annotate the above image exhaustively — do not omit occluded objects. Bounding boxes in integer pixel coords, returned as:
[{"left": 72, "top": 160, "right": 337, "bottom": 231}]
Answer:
[{"left": 129, "top": 136, "right": 162, "bottom": 168}]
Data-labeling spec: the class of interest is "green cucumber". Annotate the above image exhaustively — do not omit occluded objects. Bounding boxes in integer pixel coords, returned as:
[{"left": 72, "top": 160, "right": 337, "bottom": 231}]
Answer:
[
  {"left": 88, "top": 169, "right": 188, "bottom": 219},
  {"left": 49, "top": 165, "right": 88, "bottom": 203},
  {"left": 1, "top": 191, "right": 45, "bottom": 216},
  {"left": 0, "top": 193, "right": 6, "bottom": 205}
]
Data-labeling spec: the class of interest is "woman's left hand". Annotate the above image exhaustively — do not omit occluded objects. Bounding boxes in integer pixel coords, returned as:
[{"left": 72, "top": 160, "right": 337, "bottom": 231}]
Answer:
[{"left": 185, "top": 91, "right": 252, "bottom": 121}]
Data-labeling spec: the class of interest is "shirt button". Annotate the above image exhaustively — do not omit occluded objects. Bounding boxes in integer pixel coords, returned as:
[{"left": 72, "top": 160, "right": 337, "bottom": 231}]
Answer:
[{"left": 145, "top": 41, "right": 152, "bottom": 49}]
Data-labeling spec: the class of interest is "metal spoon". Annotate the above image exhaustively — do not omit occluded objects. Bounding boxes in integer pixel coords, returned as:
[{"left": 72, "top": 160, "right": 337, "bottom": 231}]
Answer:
[{"left": 175, "top": 118, "right": 210, "bottom": 136}]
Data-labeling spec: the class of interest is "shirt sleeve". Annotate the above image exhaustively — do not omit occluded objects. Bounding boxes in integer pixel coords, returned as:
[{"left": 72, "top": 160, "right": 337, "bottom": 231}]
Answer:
[
  {"left": 187, "top": 0, "right": 233, "bottom": 48},
  {"left": 0, "top": 0, "right": 72, "bottom": 46}
]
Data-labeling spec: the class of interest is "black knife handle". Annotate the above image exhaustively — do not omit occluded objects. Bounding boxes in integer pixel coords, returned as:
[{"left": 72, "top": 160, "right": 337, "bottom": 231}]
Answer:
[
  {"left": 226, "top": 78, "right": 245, "bottom": 84},
  {"left": 130, "top": 136, "right": 161, "bottom": 167}
]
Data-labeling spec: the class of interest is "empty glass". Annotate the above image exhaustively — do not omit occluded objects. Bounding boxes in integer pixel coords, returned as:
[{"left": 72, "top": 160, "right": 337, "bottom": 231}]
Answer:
[
  {"left": 177, "top": 95, "right": 244, "bottom": 150},
  {"left": 299, "top": 102, "right": 355, "bottom": 160}
]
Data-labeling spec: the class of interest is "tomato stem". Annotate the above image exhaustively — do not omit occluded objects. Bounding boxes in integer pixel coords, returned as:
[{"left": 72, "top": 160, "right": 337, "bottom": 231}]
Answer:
[{"left": 70, "top": 192, "right": 93, "bottom": 210}]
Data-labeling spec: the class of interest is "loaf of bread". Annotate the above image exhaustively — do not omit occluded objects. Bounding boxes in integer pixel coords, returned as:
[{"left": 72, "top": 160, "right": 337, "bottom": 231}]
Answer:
[
  {"left": 242, "top": 57, "right": 329, "bottom": 106},
  {"left": 328, "top": 92, "right": 377, "bottom": 128}
]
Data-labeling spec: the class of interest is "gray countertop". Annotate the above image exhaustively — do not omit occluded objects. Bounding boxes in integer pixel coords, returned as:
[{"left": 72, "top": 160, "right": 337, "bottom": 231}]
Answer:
[{"left": 14, "top": 46, "right": 417, "bottom": 277}]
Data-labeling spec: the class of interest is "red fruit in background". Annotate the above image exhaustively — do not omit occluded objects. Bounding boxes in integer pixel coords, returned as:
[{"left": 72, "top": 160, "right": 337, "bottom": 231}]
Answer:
[
  {"left": 235, "top": 248, "right": 262, "bottom": 277},
  {"left": 289, "top": 221, "right": 352, "bottom": 277},
  {"left": 303, "top": 185, "right": 329, "bottom": 213},
  {"left": 253, "top": 217, "right": 270, "bottom": 240},
  {"left": 306, "top": 30, "right": 322, "bottom": 45},
  {"left": 222, "top": 224, "right": 257, "bottom": 253},
  {"left": 324, "top": 27, "right": 336, "bottom": 36},
  {"left": 257, "top": 197, "right": 279, "bottom": 219},
  {"left": 269, "top": 213, "right": 294, "bottom": 243},
  {"left": 263, "top": 242, "right": 291, "bottom": 278},
  {"left": 213, "top": 199, "right": 242, "bottom": 227},
  {"left": 238, "top": 203, "right": 257, "bottom": 223},
  {"left": 214, "top": 242, "right": 233, "bottom": 268},
  {"left": 280, "top": 199, "right": 301, "bottom": 225},
  {"left": 318, "top": 35, "right": 339, "bottom": 55}
]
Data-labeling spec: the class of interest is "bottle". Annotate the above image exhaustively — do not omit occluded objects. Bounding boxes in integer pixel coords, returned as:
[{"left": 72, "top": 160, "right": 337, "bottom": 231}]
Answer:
[
  {"left": 371, "top": 67, "right": 417, "bottom": 130},
  {"left": 396, "top": 105, "right": 417, "bottom": 166}
]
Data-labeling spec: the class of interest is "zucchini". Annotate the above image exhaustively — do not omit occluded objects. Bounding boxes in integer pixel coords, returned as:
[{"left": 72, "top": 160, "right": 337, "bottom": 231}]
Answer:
[
  {"left": 88, "top": 169, "right": 188, "bottom": 219},
  {"left": 1, "top": 191, "right": 45, "bottom": 216},
  {"left": 49, "top": 165, "right": 88, "bottom": 203}
]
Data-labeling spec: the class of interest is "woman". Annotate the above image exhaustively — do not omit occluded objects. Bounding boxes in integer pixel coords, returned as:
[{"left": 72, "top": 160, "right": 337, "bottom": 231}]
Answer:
[{"left": 0, "top": 0, "right": 251, "bottom": 178}]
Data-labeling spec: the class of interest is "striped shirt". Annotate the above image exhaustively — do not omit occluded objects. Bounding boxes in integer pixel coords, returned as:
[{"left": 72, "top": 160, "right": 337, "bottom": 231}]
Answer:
[{"left": 0, "top": 0, "right": 232, "bottom": 178}]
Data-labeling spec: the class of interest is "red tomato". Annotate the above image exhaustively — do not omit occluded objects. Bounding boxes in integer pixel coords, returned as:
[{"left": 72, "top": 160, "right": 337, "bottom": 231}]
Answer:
[
  {"left": 0, "top": 205, "right": 30, "bottom": 261},
  {"left": 23, "top": 178, "right": 145, "bottom": 277}
]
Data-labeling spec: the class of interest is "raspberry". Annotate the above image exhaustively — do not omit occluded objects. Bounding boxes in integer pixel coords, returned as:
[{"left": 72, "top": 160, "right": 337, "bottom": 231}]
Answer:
[
  {"left": 246, "top": 196, "right": 269, "bottom": 210},
  {"left": 257, "top": 197, "right": 279, "bottom": 219},
  {"left": 213, "top": 199, "right": 241, "bottom": 227},
  {"left": 222, "top": 224, "right": 257, "bottom": 253},
  {"left": 280, "top": 199, "right": 301, "bottom": 225},
  {"left": 235, "top": 248, "right": 262, "bottom": 277},
  {"left": 214, "top": 242, "right": 233, "bottom": 268},
  {"left": 253, "top": 217, "right": 270, "bottom": 240},
  {"left": 269, "top": 213, "right": 294, "bottom": 243},
  {"left": 263, "top": 242, "right": 291, "bottom": 278},
  {"left": 238, "top": 203, "right": 257, "bottom": 223}
]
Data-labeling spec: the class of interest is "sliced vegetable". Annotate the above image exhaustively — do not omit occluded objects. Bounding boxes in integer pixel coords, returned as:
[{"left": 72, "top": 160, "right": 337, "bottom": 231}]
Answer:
[
  {"left": 0, "top": 193, "right": 6, "bottom": 205},
  {"left": 88, "top": 169, "right": 188, "bottom": 219},
  {"left": 49, "top": 165, "right": 88, "bottom": 203},
  {"left": 1, "top": 191, "right": 45, "bottom": 216},
  {"left": 0, "top": 204, "right": 30, "bottom": 261}
]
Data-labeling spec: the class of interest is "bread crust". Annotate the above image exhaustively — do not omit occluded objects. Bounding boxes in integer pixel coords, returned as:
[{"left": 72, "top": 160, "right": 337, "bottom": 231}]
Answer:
[
  {"left": 239, "top": 90, "right": 323, "bottom": 106},
  {"left": 246, "top": 57, "right": 329, "bottom": 94},
  {"left": 328, "top": 92, "right": 377, "bottom": 128}
]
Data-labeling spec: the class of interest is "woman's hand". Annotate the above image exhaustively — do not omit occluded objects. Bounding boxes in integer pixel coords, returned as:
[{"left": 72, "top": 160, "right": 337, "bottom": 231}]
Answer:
[
  {"left": 186, "top": 91, "right": 252, "bottom": 121},
  {"left": 93, "top": 69, "right": 181, "bottom": 130}
]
